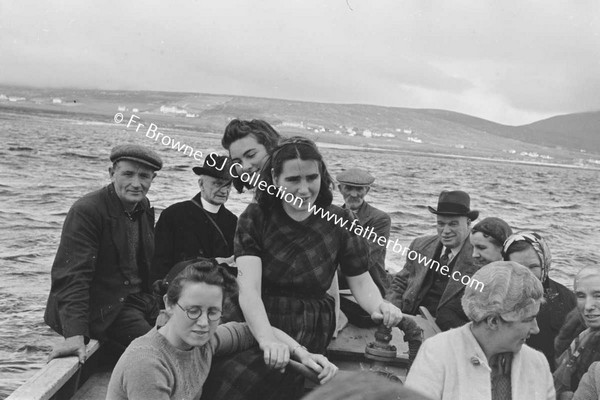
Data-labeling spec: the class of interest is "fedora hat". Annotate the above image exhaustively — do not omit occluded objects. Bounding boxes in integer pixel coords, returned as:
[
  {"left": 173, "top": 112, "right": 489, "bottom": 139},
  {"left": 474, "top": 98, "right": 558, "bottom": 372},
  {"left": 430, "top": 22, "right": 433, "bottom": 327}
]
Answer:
[
  {"left": 192, "top": 154, "right": 234, "bottom": 181},
  {"left": 428, "top": 190, "right": 479, "bottom": 220}
]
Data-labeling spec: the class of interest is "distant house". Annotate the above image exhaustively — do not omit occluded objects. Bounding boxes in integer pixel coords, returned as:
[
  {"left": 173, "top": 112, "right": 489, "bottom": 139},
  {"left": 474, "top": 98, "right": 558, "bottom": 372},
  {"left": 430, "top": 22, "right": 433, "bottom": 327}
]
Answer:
[
  {"left": 382, "top": 133, "right": 395, "bottom": 138},
  {"left": 8, "top": 96, "right": 25, "bottom": 102},
  {"left": 52, "top": 98, "right": 62, "bottom": 104},
  {"left": 362, "top": 130, "right": 373, "bottom": 138},
  {"left": 185, "top": 113, "right": 196, "bottom": 118},
  {"left": 0, "top": 94, "right": 7, "bottom": 101},
  {"left": 403, "top": 129, "right": 413, "bottom": 134},
  {"left": 407, "top": 137, "right": 422, "bottom": 143},
  {"left": 132, "top": 108, "right": 139, "bottom": 113},
  {"left": 118, "top": 106, "right": 127, "bottom": 112},
  {"left": 455, "top": 144, "right": 465, "bottom": 149},
  {"left": 160, "top": 105, "right": 187, "bottom": 115}
]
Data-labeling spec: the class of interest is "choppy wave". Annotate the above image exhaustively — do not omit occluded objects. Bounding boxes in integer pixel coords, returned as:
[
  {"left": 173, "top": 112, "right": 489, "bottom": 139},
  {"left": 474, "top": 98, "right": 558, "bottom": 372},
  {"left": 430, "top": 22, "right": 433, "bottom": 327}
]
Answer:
[{"left": 1, "top": 109, "right": 600, "bottom": 397}]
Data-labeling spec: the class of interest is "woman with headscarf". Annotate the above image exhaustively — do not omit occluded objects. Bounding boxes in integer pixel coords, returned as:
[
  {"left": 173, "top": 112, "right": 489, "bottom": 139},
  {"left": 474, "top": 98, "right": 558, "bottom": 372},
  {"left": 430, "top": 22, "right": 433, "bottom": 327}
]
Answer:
[
  {"left": 405, "top": 261, "right": 554, "bottom": 400},
  {"left": 503, "top": 231, "right": 576, "bottom": 371},
  {"left": 553, "top": 267, "right": 600, "bottom": 400},
  {"left": 435, "top": 217, "right": 513, "bottom": 331}
]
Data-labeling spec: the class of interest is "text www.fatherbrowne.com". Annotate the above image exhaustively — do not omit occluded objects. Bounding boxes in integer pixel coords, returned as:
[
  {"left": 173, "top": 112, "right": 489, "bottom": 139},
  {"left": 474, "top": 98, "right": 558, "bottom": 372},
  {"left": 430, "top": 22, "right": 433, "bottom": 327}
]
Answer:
[{"left": 308, "top": 203, "right": 485, "bottom": 292}]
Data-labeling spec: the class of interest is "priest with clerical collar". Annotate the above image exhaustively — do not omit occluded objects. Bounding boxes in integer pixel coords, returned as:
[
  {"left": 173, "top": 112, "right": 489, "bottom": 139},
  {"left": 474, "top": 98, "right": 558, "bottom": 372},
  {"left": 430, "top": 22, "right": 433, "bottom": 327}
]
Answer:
[{"left": 151, "top": 154, "right": 238, "bottom": 286}]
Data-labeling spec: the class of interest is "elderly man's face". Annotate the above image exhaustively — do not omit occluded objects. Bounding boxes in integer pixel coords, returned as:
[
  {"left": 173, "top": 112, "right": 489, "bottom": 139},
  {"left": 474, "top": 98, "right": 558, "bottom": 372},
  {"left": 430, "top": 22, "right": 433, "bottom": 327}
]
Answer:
[
  {"left": 338, "top": 184, "right": 370, "bottom": 211},
  {"left": 436, "top": 215, "right": 471, "bottom": 249},
  {"left": 575, "top": 274, "right": 600, "bottom": 330},
  {"left": 109, "top": 160, "right": 156, "bottom": 211},
  {"left": 199, "top": 175, "right": 232, "bottom": 206}
]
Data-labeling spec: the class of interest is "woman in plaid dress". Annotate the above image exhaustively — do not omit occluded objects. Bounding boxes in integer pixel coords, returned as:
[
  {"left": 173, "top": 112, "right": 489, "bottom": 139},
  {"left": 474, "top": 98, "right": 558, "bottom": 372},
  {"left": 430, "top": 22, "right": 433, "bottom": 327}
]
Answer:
[{"left": 201, "top": 137, "right": 403, "bottom": 400}]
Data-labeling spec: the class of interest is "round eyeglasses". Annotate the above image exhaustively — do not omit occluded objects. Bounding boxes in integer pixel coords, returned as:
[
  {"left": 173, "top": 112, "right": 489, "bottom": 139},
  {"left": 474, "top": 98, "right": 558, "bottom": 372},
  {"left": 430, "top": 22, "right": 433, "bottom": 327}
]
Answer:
[{"left": 176, "top": 303, "right": 222, "bottom": 321}]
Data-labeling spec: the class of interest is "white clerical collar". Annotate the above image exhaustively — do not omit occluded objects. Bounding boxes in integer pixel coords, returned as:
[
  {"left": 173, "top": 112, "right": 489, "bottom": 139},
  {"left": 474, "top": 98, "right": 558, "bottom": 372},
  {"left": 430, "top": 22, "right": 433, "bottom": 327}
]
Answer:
[{"left": 200, "top": 197, "right": 221, "bottom": 214}]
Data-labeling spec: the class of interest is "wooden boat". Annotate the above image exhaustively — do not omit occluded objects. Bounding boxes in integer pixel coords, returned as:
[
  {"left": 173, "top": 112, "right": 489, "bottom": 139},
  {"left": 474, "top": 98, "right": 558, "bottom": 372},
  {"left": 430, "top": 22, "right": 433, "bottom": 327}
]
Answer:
[{"left": 7, "top": 308, "right": 439, "bottom": 400}]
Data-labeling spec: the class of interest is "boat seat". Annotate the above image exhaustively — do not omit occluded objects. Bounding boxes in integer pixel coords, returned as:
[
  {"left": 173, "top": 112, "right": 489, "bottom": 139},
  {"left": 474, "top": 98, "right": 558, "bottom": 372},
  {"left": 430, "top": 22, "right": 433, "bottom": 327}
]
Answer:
[{"left": 70, "top": 371, "right": 111, "bottom": 400}]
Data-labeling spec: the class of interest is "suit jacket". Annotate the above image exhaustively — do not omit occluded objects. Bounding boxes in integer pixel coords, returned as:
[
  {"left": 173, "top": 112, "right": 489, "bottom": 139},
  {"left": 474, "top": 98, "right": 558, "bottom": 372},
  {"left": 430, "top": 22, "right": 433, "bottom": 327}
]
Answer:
[
  {"left": 342, "top": 201, "right": 391, "bottom": 295},
  {"left": 44, "top": 184, "right": 155, "bottom": 340},
  {"left": 387, "top": 234, "right": 478, "bottom": 322},
  {"left": 151, "top": 192, "right": 237, "bottom": 284}
]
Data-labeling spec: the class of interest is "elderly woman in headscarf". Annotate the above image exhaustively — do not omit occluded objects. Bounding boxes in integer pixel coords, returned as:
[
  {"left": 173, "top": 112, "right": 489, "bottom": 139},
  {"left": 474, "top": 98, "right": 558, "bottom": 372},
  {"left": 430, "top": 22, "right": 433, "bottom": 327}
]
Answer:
[
  {"left": 503, "top": 231, "right": 576, "bottom": 371},
  {"left": 553, "top": 266, "right": 600, "bottom": 400},
  {"left": 435, "top": 217, "right": 513, "bottom": 331},
  {"left": 405, "top": 261, "right": 554, "bottom": 400}
]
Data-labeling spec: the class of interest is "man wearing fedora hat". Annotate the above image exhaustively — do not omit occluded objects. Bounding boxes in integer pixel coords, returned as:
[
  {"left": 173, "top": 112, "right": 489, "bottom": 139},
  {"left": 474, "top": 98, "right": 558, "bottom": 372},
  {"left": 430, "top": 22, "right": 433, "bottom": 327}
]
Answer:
[
  {"left": 151, "top": 153, "right": 238, "bottom": 286},
  {"left": 388, "top": 190, "right": 479, "bottom": 331},
  {"left": 45, "top": 144, "right": 163, "bottom": 363}
]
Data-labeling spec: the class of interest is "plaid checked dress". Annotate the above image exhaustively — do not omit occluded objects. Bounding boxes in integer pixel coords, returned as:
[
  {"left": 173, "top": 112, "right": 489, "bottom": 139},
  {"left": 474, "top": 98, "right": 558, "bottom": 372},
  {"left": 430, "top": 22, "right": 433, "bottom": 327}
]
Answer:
[{"left": 201, "top": 203, "right": 369, "bottom": 400}]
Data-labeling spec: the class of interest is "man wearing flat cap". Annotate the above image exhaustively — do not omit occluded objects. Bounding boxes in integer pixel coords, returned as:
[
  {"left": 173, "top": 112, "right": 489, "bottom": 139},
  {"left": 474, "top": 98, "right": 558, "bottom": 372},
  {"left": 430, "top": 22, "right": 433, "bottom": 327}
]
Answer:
[
  {"left": 45, "top": 144, "right": 163, "bottom": 362},
  {"left": 336, "top": 168, "right": 392, "bottom": 297},
  {"left": 388, "top": 190, "right": 479, "bottom": 331},
  {"left": 152, "top": 153, "right": 238, "bottom": 285}
]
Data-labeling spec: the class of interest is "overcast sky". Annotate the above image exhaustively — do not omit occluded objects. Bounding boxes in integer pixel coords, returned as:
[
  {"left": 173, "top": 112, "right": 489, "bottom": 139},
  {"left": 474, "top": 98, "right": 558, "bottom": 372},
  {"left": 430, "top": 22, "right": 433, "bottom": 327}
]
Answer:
[{"left": 1, "top": 0, "right": 599, "bottom": 125}]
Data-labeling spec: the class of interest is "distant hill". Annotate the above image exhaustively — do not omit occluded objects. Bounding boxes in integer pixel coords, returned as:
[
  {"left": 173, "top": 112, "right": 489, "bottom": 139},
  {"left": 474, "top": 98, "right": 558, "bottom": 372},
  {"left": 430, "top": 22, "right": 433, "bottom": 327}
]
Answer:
[
  {"left": 511, "top": 111, "right": 600, "bottom": 152},
  {"left": 1, "top": 85, "right": 599, "bottom": 159}
]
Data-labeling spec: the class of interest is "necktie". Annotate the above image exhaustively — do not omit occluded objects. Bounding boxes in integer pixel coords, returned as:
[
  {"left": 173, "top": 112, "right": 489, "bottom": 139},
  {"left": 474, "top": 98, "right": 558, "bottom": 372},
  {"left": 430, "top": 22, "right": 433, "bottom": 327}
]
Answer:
[{"left": 439, "top": 247, "right": 452, "bottom": 267}]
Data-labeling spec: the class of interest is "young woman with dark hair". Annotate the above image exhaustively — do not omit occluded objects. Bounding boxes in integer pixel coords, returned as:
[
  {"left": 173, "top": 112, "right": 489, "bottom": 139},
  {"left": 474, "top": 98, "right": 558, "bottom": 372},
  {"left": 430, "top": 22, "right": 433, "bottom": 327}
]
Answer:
[
  {"left": 221, "top": 119, "right": 281, "bottom": 193},
  {"left": 106, "top": 259, "right": 336, "bottom": 400},
  {"left": 201, "top": 137, "right": 402, "bottom": 400}
]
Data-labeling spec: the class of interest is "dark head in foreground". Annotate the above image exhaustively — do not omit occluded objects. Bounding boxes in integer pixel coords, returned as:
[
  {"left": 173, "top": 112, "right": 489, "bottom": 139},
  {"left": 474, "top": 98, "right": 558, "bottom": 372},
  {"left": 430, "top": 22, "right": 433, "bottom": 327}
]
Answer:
[{"left": 301, "top": 371, "right": 433, "bottom": 400}]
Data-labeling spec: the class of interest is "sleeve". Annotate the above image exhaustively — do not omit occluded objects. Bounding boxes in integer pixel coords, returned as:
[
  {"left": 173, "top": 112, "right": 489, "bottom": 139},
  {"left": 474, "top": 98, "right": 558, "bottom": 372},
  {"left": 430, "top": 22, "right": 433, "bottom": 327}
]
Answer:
[
  {"left": 404, "top": 338, "right": 445, "bottom": 400},
  {"left": 386, "top": 239, "right": 418, "bottom": 306},
  {"left": 234, "top": 205, "right": 264, "bottom": 259},
  {"left": 51, "top": 201, "right": 102, "bottom": 338},
  {"left": 573, "top": 362, "right": 600, "bottom": 400},
  {"left": 150, "top": 207, "right": 176, "bottom": 284},
  {"left": 212, "top": 322, "right": 257, "bottom": 356},
  {"left": 111, "top": 349, "right": 173, "bottom": 400},
  {"left": 436, "top": 289, "right": 469, "bottom": 331},
  {"left": 337, "top": 208, "right": 369, "bottom": 277}
]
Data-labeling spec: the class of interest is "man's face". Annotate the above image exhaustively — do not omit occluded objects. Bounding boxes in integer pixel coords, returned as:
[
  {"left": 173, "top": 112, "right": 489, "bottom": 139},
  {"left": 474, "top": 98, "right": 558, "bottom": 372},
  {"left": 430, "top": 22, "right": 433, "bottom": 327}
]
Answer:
[
  {"left": 436, "top": 215, "right": 471, "bottom": 249},
  {"left": 109, "top": 160, "right": 156, "bottom": 210},
  {"left": 338, "top": 184, "right": 370, "bottom": 211},
  {"left": 575, "top": 274, "right": 600, "bottom": 329},
  {"left": 199, "top": 175, "right": 232, "bottom": 205}
]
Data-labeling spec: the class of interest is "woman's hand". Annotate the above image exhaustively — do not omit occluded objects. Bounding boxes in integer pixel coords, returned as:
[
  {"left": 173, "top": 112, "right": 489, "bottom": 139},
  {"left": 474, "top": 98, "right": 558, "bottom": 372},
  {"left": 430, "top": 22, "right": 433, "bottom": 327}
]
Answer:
[
  {"left": 295, "top": 349, "right": 338, "bottom": 384},
  {"left": 371, "top": 301, "right": 403, "bottom": 328},
  {"left": 259, "top": 339, "right": 290, "bottom": 372}
]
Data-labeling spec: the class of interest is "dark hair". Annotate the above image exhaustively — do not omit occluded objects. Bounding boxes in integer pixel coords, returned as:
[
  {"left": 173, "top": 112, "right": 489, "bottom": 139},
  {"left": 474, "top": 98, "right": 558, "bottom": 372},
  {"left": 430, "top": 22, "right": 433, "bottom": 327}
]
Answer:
[
  {"left": 301, "top": 371, "right": 432, "bottom": 400},
  {"left": 156, "top": 259, "right": 238, "bottom": 309},
  {"left": 221, "top": 119, "right": 281, "bottom": 151},
  {"left": 503, "top": 240, "right": 535, "bottom": 261},
  {"left": 472, "top": 217, "right": 513, "bottom": 248},
  {"left": 255, "top": 137, "right": 333, "bottom": 211}
]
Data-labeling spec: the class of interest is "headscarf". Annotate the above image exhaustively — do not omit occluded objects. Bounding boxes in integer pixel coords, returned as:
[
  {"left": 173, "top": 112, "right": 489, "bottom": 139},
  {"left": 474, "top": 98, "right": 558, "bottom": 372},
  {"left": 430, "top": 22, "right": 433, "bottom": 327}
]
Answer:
[{"left": 502, "top": 231, "right": 551, "bottom": 284}]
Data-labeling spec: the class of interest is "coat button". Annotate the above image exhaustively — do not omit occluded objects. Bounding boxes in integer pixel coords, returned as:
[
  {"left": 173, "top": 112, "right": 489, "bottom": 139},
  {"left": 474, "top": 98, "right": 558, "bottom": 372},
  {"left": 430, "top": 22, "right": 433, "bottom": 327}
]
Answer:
[
  {"left": 124, "top": 280, "right": 129, "bottom": 285},
  {"left": 119, "top": 297, "right": 125, "bottom": 302}
]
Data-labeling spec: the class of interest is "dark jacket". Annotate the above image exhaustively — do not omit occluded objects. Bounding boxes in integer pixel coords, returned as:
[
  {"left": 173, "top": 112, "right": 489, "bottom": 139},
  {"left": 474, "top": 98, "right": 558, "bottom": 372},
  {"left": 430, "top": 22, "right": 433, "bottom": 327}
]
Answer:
[
  {"left": 527, "top": 278, "right": 576, "bottom": 371},
  {"left": 341, "top": 201, "right": 391, "bottom": 296},
  {"left": 151, "top": 193, "right": 237, "bottom": 283},
  {"left": 44, "top": 184, "right": 155, "bottom": 340},
  {"left": 387, "top": 234, "right": 478, "bottom": 328}
]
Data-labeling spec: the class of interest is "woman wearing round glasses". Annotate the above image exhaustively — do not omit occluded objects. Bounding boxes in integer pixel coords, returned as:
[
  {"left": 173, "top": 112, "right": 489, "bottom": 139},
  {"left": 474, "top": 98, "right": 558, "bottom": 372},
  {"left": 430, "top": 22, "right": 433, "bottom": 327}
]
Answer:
[
  {"left": 202, "top": 137, "right": 403, "bottom": 400},
  {"left": 106, "top": 259, "right": 337, "bottom": 400}
]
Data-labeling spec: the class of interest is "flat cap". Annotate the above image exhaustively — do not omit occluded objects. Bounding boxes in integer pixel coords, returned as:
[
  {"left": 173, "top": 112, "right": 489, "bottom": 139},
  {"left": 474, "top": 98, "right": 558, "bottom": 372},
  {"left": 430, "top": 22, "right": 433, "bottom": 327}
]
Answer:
[
  {"left": 336, "top": 168, "right": 375, "bottom": 186},
  {"left": 110, "top": 144, "right": 163, "bottom": 171}
]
